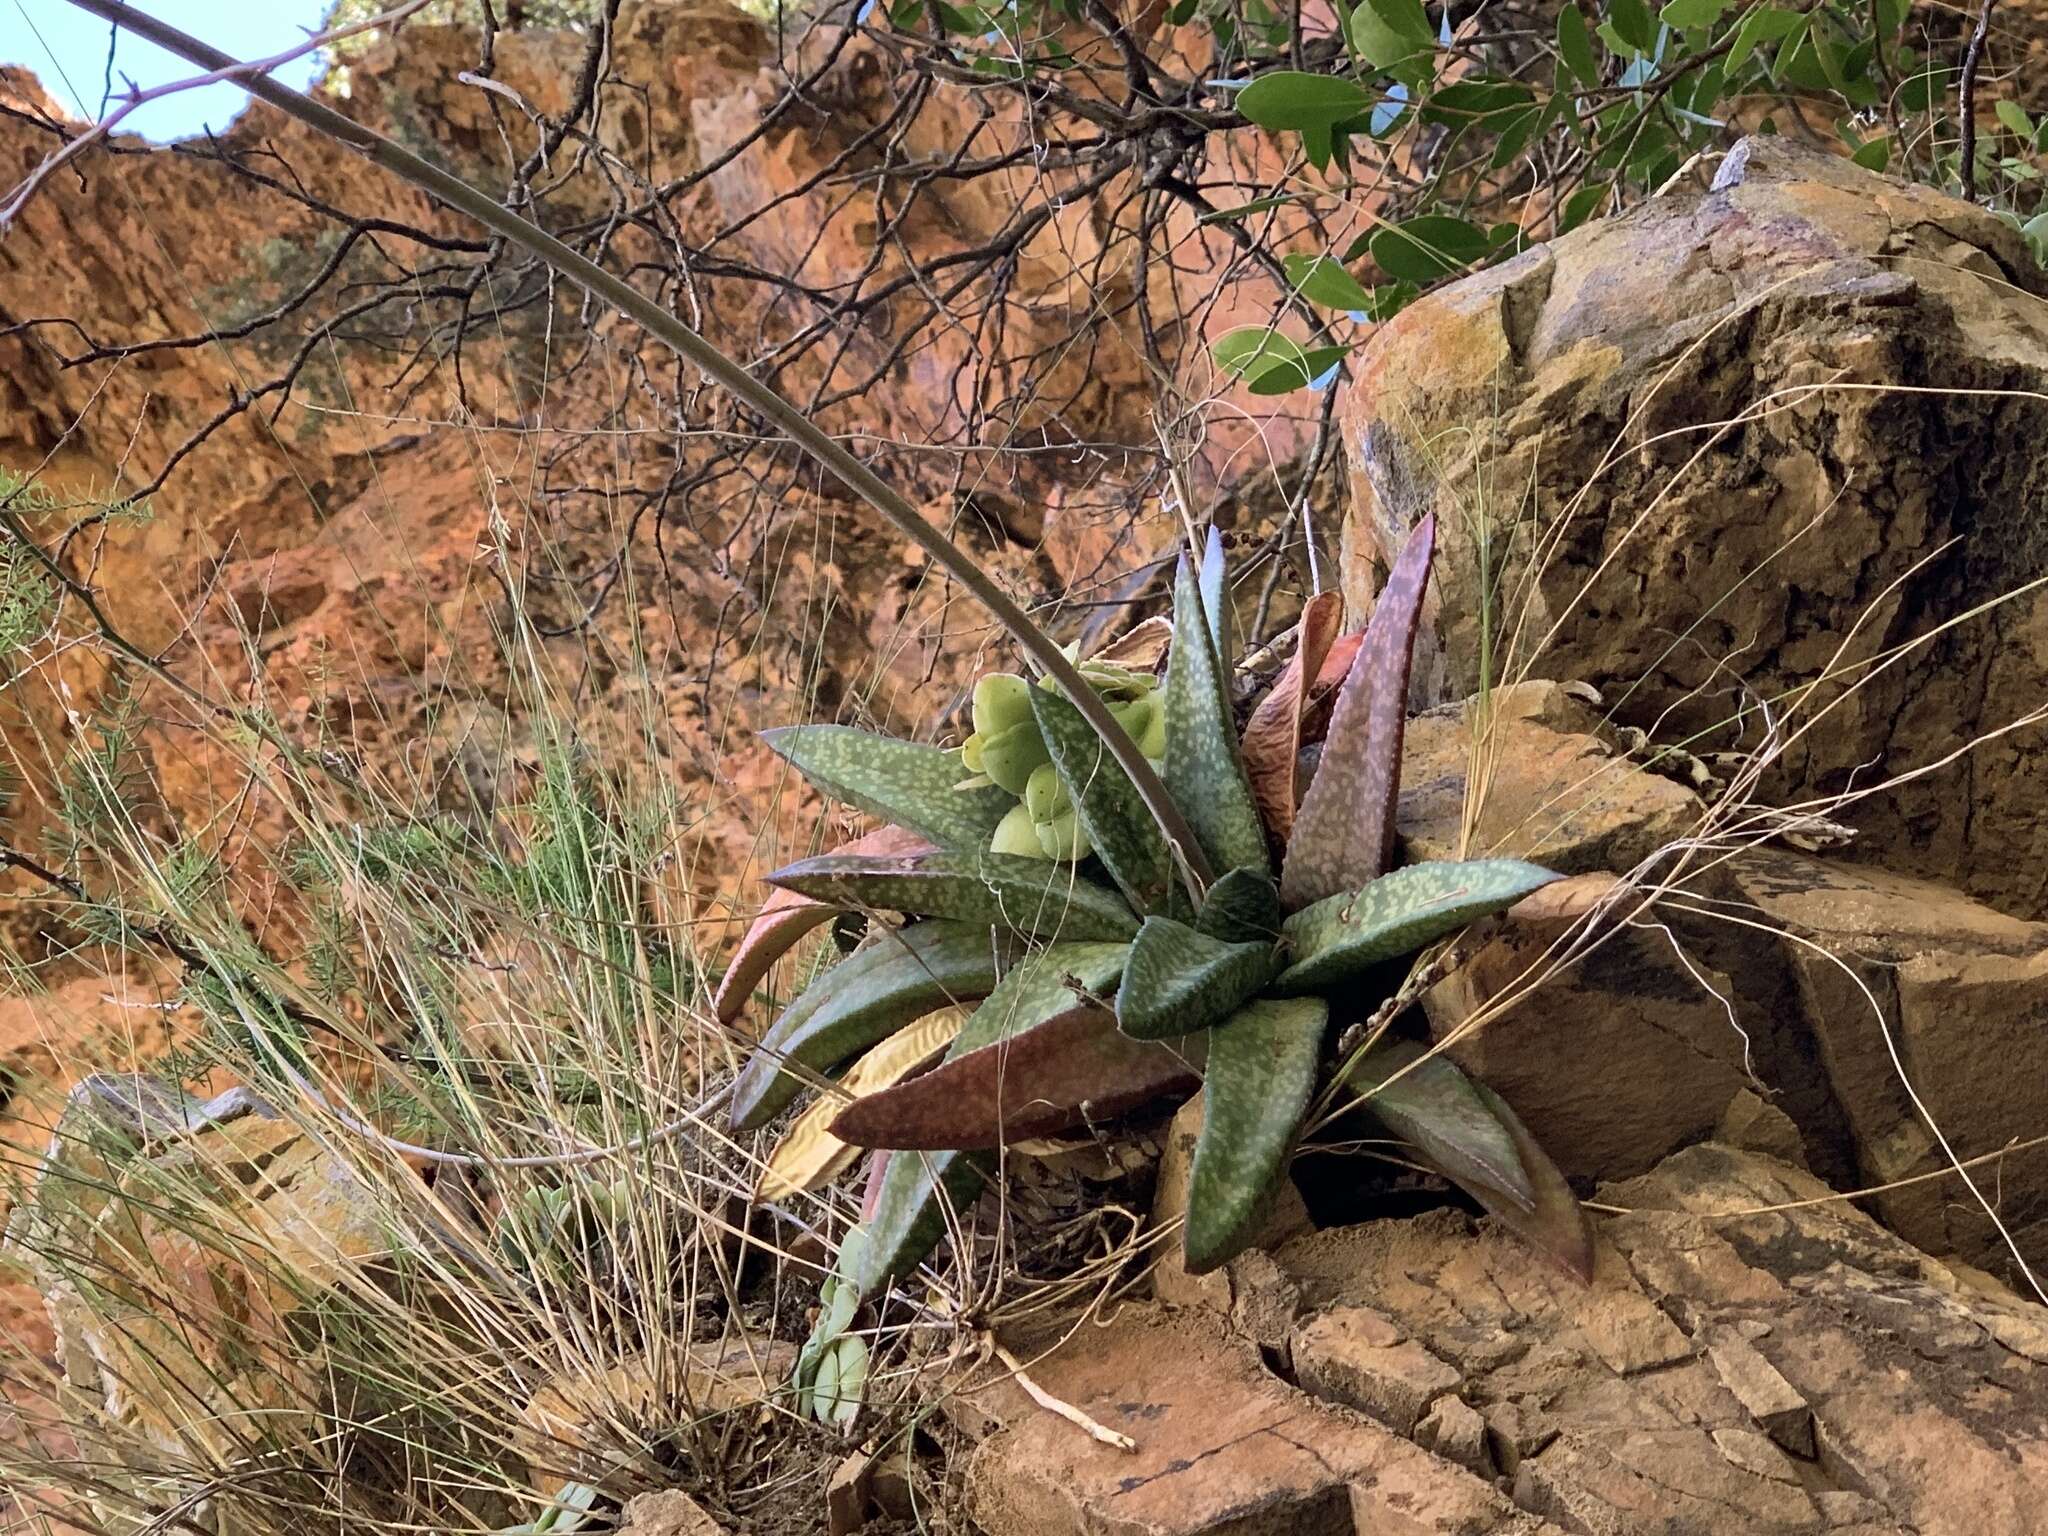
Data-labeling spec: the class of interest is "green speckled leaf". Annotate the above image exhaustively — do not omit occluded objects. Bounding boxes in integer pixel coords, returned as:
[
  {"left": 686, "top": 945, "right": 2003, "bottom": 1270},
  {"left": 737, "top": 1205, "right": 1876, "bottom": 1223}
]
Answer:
[
  {"left": 1163, "top": 558, "right": 1269, "bottom": 876},
  {"left": 765, "top": 851, "right": 1139, "bottom": 942},
  {"left": 1281, "top": 515, "right": 1434, "bottom": 908},
  {"left": 1347, "top": 1041, "right": 1593, "bottom": 1280},
  {"left": 1185, "top": 996, "right": 1328, "bottom": 1273},
  {"left": 1195, "top": 865, "right": 1285, "bottom": 944},
  {"left": 1032, "top": 688, "right": 1173, "bottom": 913},
  {"left": 1117, "top": 916, "right": 1280, "bottom": 1041},
  {"left": 1275, "top": 859, "right": 1560, "bottom": 993},
  {"left": 760, "top": 726, "right": 1012, "bottom": 850},
  {"left": 839, "top": 941, "right": 1131, "bottom": 1298},
  {"left": 730, "top": 922, "right": 1009, "bottom": 1131},
  {"left": 1199, "top": 525, "right": 1234, "bottom": 667},
  {"left": 830, "top": 1003, "right": 1200, "bottom": 1149}
]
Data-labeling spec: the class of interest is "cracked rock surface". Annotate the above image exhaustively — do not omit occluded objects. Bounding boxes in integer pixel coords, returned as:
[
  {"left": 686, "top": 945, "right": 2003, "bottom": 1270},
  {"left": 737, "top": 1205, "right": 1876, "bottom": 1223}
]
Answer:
[{"left": 958, "top": 1144, "right": 2048, "bottom": 1536}]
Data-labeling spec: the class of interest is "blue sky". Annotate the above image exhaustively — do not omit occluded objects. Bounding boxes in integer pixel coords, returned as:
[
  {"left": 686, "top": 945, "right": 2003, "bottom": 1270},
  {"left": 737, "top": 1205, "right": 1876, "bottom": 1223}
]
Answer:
[{"left": 5, "top": 2, "right": 331, "bottom": 141}]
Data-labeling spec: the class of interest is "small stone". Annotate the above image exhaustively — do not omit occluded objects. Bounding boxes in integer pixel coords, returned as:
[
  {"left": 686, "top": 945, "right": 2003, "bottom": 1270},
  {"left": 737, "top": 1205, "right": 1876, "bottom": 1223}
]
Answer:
[
  {"left": 1481, "top": 1401, "right": 1559, "bottom": 1476},
  {"left": 1716, "top": 1089, "right": 1809, "bottom": 1169},
  {"left": 1711, "top": 1427, "right": 1800, "bottom": 1484},
  {"left": 826, "top": 1450, "right": 872, "bottom": 1535},
  {"left": 617, "top": 1489, "right": 723, "bottom": 1535},
  {"left": 1414, "top": 1394, "right": 1492, "bottom": 1477},
  {"left": 1707, "top": 1329, "right": 1813, "bottom": 1458},
  {"left": 1292, "top": 1306, "right": 1462, "bottom": 1434},
  {"left": 1576, "top": 1288, "right": 1693, "bottom": 1375}
]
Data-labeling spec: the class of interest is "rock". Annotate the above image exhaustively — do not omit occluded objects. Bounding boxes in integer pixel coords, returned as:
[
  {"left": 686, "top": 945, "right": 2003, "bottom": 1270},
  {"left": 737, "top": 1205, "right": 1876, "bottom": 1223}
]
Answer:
[
  {"left": 518, "top": 1333, "right": 798, "bottom": 1498},
  {"left": 1727, "top": 849, "right": 2048, "bottom": 1280},
  {"left": 1291, "top": 1306, "right": 1463, "bottom": 1435},
  {"left": 1270, "top": 1141, "right": 2048, "bottom": 1535},
  {"left": 826, "top": 1451, "right": 873, "bottom": 1536},
  {"left": 1414, "top": 1394, "right": 1493, "bottom": 1477},
  {"left": 1716, "top": 1090, "right": 1809, "bottom": 1169},
  {"left": 1340, "top": 133, "right": 2048, "bottom": 917},
  {"left": 1396, "top": 682, "right": 1702, "bottom": 874},
  {"left": 949, "top": 1307, "right": 1560, "bottom": 1536},
  {"left": 617, "top": 1490, "right": 726, "bottom": 1535},
  {"left": 1707, "top": 1328, "right": 1814, "bottom": 1458}
]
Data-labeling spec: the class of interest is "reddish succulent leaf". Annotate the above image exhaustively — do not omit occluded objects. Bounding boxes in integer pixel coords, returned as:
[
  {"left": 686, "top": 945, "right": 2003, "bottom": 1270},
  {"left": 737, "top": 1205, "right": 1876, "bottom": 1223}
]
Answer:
[
  {"left": 1299, "top": 631, "right": 1365, "bottom": 747},
  {"left": 1281, "top": 516, "right": 1437, "bottom": 909},
  {"left": 1348, "top": 1040, "right": 1594, "bottom": 1281},
  {"left": 712, "top": 826, "right": 930, "bottom": 1026},
  {"left": 830, "top": 1004, "right": 1200, "bottom": 1149},
  {"left": 1242, "top": 591, "right": 1344, "bottom": 843}
]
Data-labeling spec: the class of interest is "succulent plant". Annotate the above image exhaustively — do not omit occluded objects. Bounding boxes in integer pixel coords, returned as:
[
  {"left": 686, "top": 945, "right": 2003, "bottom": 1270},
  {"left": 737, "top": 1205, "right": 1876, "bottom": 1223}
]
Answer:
[{"left": 723, "top": 517, "right": 1591, "bottom": 1305}]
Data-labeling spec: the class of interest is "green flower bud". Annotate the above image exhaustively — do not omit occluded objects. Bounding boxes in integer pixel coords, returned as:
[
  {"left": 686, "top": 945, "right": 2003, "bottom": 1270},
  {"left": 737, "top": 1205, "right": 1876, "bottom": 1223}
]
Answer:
[
  {"left": 972, "top": 672, "right": 1035, "bottom": 737},
  {"left": 990, "top": 801, "right": 1049, "bottom": 858},
  {"left": 1024, "top": 762, "right": 1069, "bottom": 821},
  {"left": 979, "top": 718, "right": 1051, "bottom": 796},
  {"left": 1034, "top": 810, "right": 1093, "bottom": 862}
]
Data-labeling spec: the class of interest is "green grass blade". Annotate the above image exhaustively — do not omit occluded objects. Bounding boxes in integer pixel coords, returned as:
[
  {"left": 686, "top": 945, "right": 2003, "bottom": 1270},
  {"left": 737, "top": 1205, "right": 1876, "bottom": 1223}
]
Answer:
[
  {"left": 765, "top": 850, "right": 1139, "bottom": 941},
  {"left": 1274, "top": 859, "right": 1559, "bottom": 993},
  {"left": 1117, "top": 916, "right": 1280, "bottom": 1040},
  {"left": 730, "top": 922, "right": 1010, "bottom": 1131},
  {"left": 760, "top": 726, "right": 1013, "bottom": 850},
  {"left": 1185, "top": 996, "right": 1328, "bottom": 1273},
  {"left": 1163, "top": 557, "right": 1269, "bottom": 876}
]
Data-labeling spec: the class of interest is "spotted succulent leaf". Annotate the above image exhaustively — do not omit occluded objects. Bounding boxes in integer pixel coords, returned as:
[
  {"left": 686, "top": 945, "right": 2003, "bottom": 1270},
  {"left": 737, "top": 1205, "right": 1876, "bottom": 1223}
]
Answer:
[
  {"left": 1194, "top": 865, "right": 1285, "bottom": 945},
  {"left": 1117, "top": 915, "right": 1281, "bottom": 1041},
  {"left": 1274, "top": 858, "right": 1559, "bottom": 994},
  {"left": 713, "top": 826, "right": 931, "bottom": 1025},
  {"left": 1162, "top": 556, "right": 1268, "bottom": 876},
  {"left": 839, "top": 941, "right": 1131, "bottom": 1298},
  {"left": 760, "top": 726, "right": 1014, "bottom": 850},
  {"left": 1199, "top": 524, "right": 1234, "bottom": 666},
  {"left": 831, "top": 1003, "right": 1200, "bottom": 1149},
  {"left": 1185, "top": 995, "right": 1328, "bottom": 1273},
  {"left": 765, "top": 850, "right": 1139, "bottom": 942},
  {"left": 1347, "top": 1041, "right": 1593, "bottom": 1280},
  {"left": 1280, "top": 515, "right": 1436, "bottom": 908},
  {"left": 1031, "top": 687, "right": 1175, "bottom": 913},
  {"left": 730, "top": 922, "right": 1012, "bottom": 1131},
  {"left": 1241, "top": 589, "right": 1342, "bottom": 845}
]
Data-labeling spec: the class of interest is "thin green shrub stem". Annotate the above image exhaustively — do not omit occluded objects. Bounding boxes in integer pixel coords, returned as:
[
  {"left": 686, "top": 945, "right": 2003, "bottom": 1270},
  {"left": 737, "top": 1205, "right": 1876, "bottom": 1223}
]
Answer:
[{"left": 57, "top": 0, "right": 1213, "bottom": 901}]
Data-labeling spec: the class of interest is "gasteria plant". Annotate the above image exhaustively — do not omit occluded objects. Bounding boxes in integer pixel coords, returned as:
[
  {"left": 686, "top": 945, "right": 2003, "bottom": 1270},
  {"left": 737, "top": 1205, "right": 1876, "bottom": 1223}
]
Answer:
[{"left": 722, "top": 517, "right": 1591, "bottom": 1308}]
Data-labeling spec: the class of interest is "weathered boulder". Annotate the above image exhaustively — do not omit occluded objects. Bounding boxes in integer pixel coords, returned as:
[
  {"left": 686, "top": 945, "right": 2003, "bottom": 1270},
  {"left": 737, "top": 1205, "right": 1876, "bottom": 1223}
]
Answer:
[{"left": 1340, "top": 133, "right": 2048, "bottom": 917}]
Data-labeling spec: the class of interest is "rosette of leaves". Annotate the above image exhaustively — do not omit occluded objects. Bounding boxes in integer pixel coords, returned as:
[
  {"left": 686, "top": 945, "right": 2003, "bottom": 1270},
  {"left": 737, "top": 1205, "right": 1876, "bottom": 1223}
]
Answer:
[{"left": 723, "top": 518, "right": 1591, "bottom": 1308}]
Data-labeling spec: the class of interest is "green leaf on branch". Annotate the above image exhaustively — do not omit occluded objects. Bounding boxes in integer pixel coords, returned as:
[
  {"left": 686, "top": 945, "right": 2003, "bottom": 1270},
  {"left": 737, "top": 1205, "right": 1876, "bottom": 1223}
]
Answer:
[
  {"left": 1350, "top": 0, "right": 1434, "bottom": 72},
  {"left": 764, "top": 851, "right": 1140, "bottom": 942},
  {"left": 1283, "top": 252, "right": 1378, "bottom": 311},
  {"left": 730, "top": 922, "right": 1011, "bottom": 1130},
  {"left": 1607, "top": 0, "right": 1656, "bottom": 52},
  {"left": 760, "top": 726, "right": 1013, "bottom": 849},
  {"left": 1185, "top": 996, "right": 1328, "bottom": 1272},
  {"left": 1274, "top": 859, "right": 1561, "bottom": 993},
  {"left": 1368, "top": 218, "right": 1491, "bottom": 283},
  {"left": 1212, "top": 327, "right": 1351, "bottom": 394},
  {"left": 1659, "top": 0, "right": 1727, "bottom": 30},
  {"left": 1236, "top": 72, "right": 1376, "bottom": 131},
  {"left": 1420, "top": 79, "right": 1536, "bottom": 129},
  {"left": 1557, "top": 3, "right": 1601, "bottom": 88},
  {"left": 1117, "top": 916, "right": 1281, "bottom": 1040}
]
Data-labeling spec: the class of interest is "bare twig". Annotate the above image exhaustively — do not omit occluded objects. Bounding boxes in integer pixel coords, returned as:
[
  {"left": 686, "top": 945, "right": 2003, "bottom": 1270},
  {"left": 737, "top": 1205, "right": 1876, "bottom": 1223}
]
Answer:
[{"left": 1957, "top": 0, "right": 2000, "bottom": 197}]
